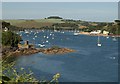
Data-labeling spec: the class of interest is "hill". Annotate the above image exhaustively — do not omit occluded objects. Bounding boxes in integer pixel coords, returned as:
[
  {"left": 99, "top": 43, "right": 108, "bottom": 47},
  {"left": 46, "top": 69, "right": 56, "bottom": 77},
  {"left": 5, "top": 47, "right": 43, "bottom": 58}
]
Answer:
[
  {"left": 1, "top": 17, "right": 119, "bottom": 35},
  {"left": 3, "top": 19, "right": 65, "bottom": 28}
]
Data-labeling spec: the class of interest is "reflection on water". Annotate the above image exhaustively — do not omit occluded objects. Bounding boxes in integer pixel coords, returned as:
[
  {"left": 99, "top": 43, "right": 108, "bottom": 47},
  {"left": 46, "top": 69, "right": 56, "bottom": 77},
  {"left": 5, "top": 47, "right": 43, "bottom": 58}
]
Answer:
[{"left": 15, "top": 30, "right": 118, "bottom": 82}]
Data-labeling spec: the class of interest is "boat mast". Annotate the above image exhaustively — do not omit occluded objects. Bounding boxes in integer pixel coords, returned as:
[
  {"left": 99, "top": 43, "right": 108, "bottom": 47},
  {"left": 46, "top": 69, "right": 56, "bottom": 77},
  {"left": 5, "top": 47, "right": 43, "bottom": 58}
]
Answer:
[{"left": 98, "top": 36, "right": 100, "bottom": 44}]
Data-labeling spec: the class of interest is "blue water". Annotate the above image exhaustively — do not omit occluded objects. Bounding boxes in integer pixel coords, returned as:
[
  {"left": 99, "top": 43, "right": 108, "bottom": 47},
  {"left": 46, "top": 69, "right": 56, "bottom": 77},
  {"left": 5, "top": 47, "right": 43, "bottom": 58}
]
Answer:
[{"left": 15, "top": 30, "right": 118, "bottom": 82}]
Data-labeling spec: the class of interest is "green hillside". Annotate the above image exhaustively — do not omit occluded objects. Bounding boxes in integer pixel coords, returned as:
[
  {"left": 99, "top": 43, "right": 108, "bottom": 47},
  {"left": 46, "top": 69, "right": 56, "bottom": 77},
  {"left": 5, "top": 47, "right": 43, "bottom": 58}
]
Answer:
[
  {"left": 4, "top": 20, "right": 26, "bottom": 25},
  {"left": 1, "top": 18, "right": 119, "bottom": 35},
  {"left": 35, "top": 19, "right": 64, "bottom": 23},
  {"left": 3, "top": 19, "right": 64, "bottom": 28}
]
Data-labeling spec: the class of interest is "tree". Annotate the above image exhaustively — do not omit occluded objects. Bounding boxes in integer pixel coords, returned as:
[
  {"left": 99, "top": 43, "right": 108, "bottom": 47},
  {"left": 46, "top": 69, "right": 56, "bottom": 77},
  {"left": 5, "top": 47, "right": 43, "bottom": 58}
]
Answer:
[
  {"left": 2, "top": 31, "right": 22, "bottom": 47},
  {"left": 2, "top": 21, "right": 10, "bottom": 28},
  {"left": 47, "top": 16, "right": 63, "bottom": 19}
]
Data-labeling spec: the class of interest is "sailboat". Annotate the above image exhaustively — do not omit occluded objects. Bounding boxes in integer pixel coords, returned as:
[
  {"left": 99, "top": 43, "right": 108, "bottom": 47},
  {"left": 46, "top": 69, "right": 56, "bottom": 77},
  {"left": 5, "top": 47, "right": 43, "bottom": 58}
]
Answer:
[
  {"left": 97, "top": 36, "right": 102, "bottom": 47},
  {"left": 74, "top": 32, "right": 79, "bottom": 36},
  {"left": 74, "top": 29, "right": 79, "bottom": 36},
  {"left": 112, "top": 37, "right": 117, "bottom": 41},
  {"left": 54, "top": 25, "right": 57, "bottom": 32}
]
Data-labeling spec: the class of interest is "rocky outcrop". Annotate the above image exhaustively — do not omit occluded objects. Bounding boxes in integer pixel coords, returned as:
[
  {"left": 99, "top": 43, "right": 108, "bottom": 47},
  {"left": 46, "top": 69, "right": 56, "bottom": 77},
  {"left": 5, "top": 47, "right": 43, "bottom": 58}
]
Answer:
[
  {"left": 2, "top": 48, "right": 43, "bottom": 57},
  {"left": 42, "top": 47, "right": 75, "bottom": 54},
  {"left": 2, "top": 46, "right": 75, "bottom": 57}
]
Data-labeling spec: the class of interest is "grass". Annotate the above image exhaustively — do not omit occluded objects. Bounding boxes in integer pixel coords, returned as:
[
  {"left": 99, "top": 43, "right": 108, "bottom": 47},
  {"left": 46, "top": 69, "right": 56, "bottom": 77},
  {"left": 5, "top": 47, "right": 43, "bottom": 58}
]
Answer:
[
  {"left": 3, "top": 20, "right": 26, "bottom": 25},
  {"left": 2, "top": 19, "right": 65, "bottom": 28},
  {"left": 4, "top": 19, "right": 65, "bottom": 25},
  {"left": 35, "top": 19, "right": 64, "bottom": 23}
]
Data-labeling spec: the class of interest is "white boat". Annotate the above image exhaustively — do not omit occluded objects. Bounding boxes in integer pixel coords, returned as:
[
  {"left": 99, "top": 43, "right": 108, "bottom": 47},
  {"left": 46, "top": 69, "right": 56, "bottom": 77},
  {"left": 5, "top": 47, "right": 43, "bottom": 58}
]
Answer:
[
  {"left": 97, "top": 43, "right": 102, "bottom": 47},
  {"left": 97, "top": 36, "right": 102, "bottom": 47},
  {"left": 74, "top": 32, "right": 79, "bottom": 36},
  {"left": 50, "top": 33, "right": 52, "bottom": 36},
  {"left": 54, "top": 30, "right": 57, "bottom": 32},
  {"left": 106, "top": 36, "right": 109, "bottom": 39},
  {"left": 25, "top": 31, "right": 29, "bottom": 34},
  {"left": 38, "top": 44, "right": 45, "bottom": 48},
  {"left": 35, "top": 35, "right": 37, "bottom": 38},
  {"left": 43, "top": 36, "right": 46, "bottom": 38},
  {"left": 112, "top": 37, "right": 117, "bottom": 41},
  {"left": 46, "top": 40, "right": 49, "bottom": 43},
  {"left": 46, "top": 36, "right": 49, "bottom": 39}
]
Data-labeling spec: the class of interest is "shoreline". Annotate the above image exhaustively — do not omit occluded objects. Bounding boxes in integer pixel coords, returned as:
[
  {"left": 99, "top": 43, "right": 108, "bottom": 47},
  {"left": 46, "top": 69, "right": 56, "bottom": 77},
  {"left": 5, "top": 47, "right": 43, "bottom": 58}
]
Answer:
[{"left": 79, "top": 32, "right": 120, "bottom": 37}]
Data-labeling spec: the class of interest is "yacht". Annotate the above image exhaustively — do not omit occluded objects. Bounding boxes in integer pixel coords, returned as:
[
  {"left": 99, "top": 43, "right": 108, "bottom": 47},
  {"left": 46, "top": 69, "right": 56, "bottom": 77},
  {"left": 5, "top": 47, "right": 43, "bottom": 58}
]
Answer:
[
  {"left": 112, "top": 37, "right": 117, "bottom": 41},
  {"left": 74, "top": 32, "right": 79, "bottom": 36},
  {"left": 97, "top": 36, "right": 102, "bottom": 47},
  {"left": 38, "top": 44, "right": 45, "bottom": 48},
  {"left": 25, "top": 30, "right": 29, "bottom": 34}
]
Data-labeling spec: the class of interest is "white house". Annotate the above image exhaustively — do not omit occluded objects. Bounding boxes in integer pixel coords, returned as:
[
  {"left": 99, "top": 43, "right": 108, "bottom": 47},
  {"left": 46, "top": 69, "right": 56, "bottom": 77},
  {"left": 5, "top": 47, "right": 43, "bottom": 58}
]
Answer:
[
  {"left": 103, "top": 31, "right": 109, "bottom": 35},
  {"left": 90, "top": 30, "right": 101, "bottom": 35}
]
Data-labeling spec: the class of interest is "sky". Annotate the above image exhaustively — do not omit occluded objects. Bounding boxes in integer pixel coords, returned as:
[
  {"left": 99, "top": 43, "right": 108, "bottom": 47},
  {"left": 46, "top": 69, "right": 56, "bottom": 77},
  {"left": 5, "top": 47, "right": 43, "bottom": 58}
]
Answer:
[
  {"left": 1, "top": 2, "right": 118, "bottom": 22},
  {"left": 1, "top": 0, "right": 120, "bottom": 2}
]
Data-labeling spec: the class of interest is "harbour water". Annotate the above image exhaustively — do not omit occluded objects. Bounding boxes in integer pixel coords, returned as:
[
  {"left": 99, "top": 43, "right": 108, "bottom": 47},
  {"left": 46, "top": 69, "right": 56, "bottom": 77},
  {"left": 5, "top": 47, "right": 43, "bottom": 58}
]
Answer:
[{"left": 15, "top": 30, "right": 118, "bottom": 82}]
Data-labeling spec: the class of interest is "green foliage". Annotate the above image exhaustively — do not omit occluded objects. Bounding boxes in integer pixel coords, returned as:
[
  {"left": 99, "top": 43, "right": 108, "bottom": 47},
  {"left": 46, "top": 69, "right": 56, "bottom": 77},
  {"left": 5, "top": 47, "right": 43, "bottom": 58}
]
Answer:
[
  {"left": 1, "top": 56, "right": 60, "bottom": 83},
  {"left": 2, "top": 61, "right": 38, "bottom": 83},
  {"left": 118, "top": 25, "right": 120, "bottom": 34},
  {"left": 53, "top": 23, "right": 78, "bottom": 29},
  {"left": 2, "top": 21, "right": 10, "bottom": 28},
  {"left": 2, "top": 31, "right": 22, "bottom": 47},
  {"left": 47, "top": 16, "right": 63, "bottom": 19}
]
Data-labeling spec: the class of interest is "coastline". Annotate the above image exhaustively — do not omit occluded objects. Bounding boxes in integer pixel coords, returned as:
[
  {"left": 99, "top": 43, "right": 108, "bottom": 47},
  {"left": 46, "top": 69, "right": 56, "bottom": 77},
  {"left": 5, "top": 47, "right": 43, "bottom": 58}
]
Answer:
[{"left": 79, "top": 32, "right": 120, "bottom": 37}]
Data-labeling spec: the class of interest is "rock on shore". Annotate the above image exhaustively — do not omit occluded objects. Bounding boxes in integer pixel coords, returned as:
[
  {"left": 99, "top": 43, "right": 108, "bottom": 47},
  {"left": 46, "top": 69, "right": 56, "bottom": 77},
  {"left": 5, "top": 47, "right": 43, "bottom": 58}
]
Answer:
[
  {"left": 2, "top": 46, "right": 75, "bottom": 57},
  {"left": 2, "top": 48, "right": 43, "bottom": 57},
  {"left": 42, "top": 47, "right": 75, "bottom": 54}
]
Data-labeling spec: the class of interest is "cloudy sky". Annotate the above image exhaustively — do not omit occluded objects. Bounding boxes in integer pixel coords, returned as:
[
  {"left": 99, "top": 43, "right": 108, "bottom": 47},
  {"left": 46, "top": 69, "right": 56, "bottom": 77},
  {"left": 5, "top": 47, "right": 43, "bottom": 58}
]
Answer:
[{"left": 2, "top": 2, "right": 118, "bottom": 22}]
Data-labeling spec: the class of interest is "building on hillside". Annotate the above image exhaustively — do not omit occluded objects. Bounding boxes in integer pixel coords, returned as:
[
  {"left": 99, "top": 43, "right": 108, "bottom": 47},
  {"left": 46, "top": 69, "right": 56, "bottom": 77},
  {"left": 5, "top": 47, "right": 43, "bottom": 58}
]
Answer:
[
  {"left": 103, "top": 30, "right": 109, "bottom": 35},
  {"left": 90, "top": 30, "right": 101, "bottom": 35}
]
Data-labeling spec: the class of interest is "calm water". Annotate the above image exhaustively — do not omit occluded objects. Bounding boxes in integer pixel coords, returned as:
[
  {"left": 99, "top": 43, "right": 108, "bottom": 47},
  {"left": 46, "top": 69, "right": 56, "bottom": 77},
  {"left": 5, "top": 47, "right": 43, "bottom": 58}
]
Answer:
[{"left": 15, "top": 30, "right": 118, "bottom": 82}]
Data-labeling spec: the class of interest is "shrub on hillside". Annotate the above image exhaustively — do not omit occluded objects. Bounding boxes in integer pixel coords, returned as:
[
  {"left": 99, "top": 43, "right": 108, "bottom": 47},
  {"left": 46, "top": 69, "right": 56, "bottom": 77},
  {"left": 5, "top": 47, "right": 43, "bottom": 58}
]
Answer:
[{"left": 2, "top": 31, "right": 22, "bottom": 47}]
